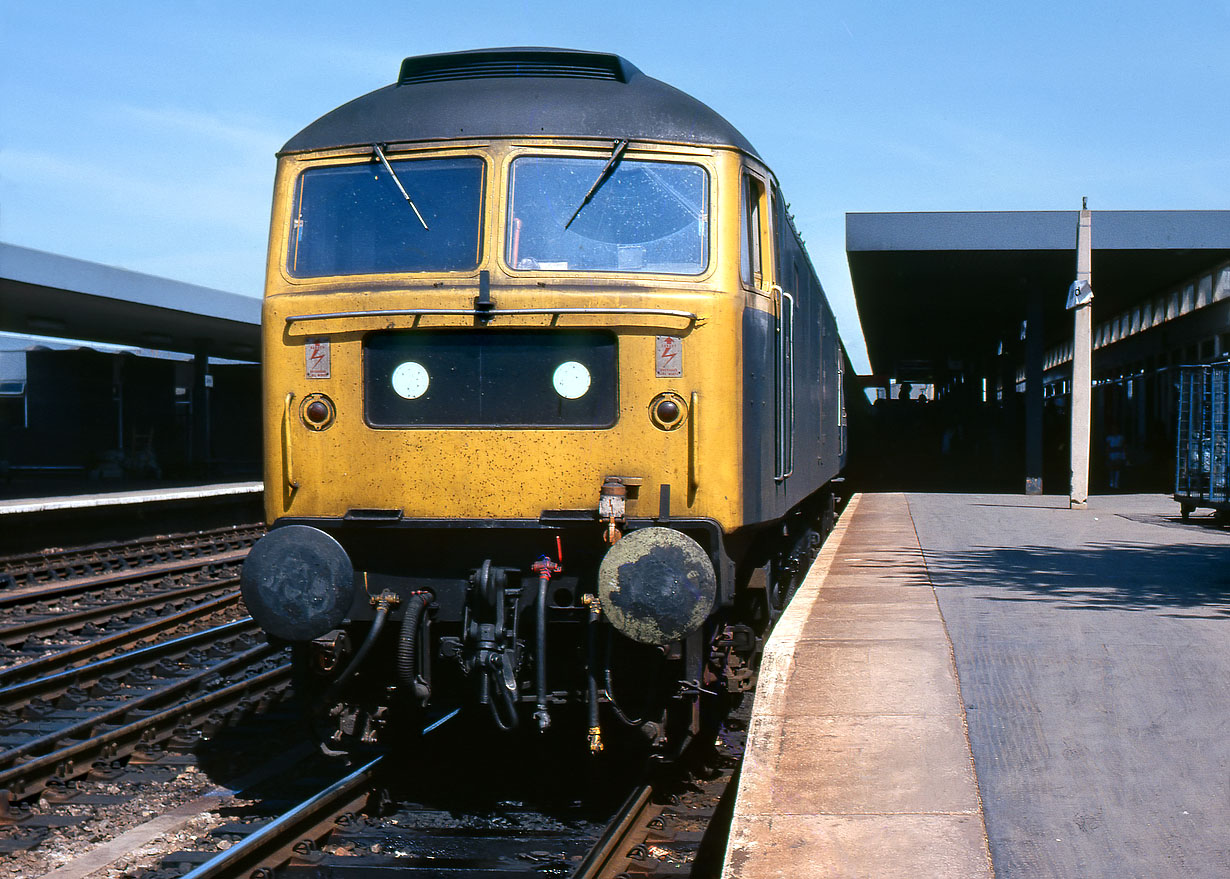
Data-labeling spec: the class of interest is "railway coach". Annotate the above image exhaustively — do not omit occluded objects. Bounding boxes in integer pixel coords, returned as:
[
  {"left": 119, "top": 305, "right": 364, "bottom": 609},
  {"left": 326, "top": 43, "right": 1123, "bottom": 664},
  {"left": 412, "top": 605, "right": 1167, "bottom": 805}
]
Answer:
[{"left": 241, "top": 47, "right": 848, "bottom": 753}]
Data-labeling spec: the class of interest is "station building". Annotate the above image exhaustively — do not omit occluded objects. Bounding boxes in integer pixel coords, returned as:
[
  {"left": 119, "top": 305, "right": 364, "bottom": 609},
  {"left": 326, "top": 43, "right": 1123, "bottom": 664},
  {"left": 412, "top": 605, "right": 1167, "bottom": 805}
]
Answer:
[
  {"left": 847, "top": 209, "right": 1230, "bottom": 495},
  {"left": 0, "top": 243, "right": 261, "bottom": 496}
]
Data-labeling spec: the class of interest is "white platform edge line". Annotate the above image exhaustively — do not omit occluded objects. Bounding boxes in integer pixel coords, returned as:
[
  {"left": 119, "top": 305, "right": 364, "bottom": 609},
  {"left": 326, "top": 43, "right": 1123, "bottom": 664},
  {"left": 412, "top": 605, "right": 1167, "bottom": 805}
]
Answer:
[
  {"left": 719, "top": 492, "right": 864, "bottom": 879},
  {"left": 0, "top": 482, "right": 263, "bottom": 515}
]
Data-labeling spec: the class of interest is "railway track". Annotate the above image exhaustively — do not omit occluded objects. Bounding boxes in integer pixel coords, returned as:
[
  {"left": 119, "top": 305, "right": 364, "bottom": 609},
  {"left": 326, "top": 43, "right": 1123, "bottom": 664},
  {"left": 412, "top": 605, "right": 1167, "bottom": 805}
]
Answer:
[
  {"left": 139, "top": 705, "right": 746, "bottom": 879},
  {"left": 0, "top": 700, "right": 317, "bottom": 868},
  {"left": 0, "top": 699, "right": 743, "bottom": 877},
  {"left": 0, "top": 527, "right": 261, "bottom": 677},
  {"left": 0, "top": 593, "right": 249, "bottom": 690},
  {"left": 0, "top": 523, "right": 296, "bottom": 808},
  {"left": 0, "top": 523, "right": 264, "bottom": 589},
  {"left": 0, "top": 637, "right": 291, "bottom": 802},
  {"left": 0, "top": 574, "right": 243, "bottom": 660},
  {"left": 0, "top": 617, "right": 262, "bottom": 705},
  {"left": 0, "top": 522, "right": 745, "bottom": 878}
]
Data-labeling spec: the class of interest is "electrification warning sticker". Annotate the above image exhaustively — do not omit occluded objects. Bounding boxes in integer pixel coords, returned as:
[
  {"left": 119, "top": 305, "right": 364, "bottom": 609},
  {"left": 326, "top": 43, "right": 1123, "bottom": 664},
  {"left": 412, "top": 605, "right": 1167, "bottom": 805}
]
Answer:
[
  {"left": 655, "top": 336, "right": 682, "bottom": 377},
  {"left": 305, "top": 338, "right": 330, "bottom": 379}
]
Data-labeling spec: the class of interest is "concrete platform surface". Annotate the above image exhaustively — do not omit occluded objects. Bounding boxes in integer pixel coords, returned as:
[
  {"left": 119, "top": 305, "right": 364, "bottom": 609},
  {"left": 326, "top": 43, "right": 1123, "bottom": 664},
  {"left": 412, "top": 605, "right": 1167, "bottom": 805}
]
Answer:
[
  {"left": 723, "top": 491, "right": 1230, "bottom": 879},
  {"left": 723, "top": 493, "right": 994, "bottom": 879},
  {"left": 909, "top": 493, "right": 1230, "bottom": 878}
]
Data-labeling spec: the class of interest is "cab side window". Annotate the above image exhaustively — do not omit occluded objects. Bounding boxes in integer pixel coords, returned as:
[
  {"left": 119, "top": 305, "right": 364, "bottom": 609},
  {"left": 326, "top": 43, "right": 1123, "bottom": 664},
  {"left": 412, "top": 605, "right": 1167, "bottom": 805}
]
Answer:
[{"left": 740, "top": 175, "right": 765, "bottom": 289}]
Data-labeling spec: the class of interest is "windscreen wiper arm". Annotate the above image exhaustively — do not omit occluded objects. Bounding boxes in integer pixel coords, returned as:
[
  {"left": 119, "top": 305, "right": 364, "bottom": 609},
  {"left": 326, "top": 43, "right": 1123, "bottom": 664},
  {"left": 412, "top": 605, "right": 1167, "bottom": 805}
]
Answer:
[
  {"left": 564, "top": 139, "right": 629, "bottom": 229},
  {"left": 373, "top": 144, "right": 429, "bottom": 231}
]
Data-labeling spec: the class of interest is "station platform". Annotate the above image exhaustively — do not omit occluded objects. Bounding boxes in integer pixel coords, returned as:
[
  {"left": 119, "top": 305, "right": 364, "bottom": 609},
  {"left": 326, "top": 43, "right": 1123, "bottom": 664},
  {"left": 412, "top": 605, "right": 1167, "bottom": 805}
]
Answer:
[
  {"left": 722, "top": 492, "right": 992, "bottom": 878},
  {"left": 723, "top": 491, "right": 1230, "bottom": 878},
  {"left": 0, "top": 482, "right": 263, "bottom": 555}
]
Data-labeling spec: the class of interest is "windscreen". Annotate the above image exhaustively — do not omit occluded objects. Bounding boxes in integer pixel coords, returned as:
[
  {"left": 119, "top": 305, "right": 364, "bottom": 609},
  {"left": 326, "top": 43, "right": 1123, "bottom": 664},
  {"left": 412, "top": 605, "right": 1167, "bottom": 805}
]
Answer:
[
  {"left": 507, "top": 156, "right": 708, "bottom": 274},
  {"left": 288, "top": 156, "right": 485, "bottom": 277}
]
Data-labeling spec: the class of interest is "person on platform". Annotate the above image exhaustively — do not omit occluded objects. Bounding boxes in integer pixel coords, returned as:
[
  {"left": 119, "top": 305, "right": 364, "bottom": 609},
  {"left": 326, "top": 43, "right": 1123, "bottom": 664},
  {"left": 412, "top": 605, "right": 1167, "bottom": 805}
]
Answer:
[{"left": 1105, "top": 422, "right": 1126, "bottom": 490}]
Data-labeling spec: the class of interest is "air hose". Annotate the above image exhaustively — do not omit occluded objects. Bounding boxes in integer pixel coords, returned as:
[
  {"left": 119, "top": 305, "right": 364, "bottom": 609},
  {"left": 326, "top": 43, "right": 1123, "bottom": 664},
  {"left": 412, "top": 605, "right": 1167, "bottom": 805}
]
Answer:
[
  {"left": 487, "top": 656, "right": 521, "bottom": 731},
  {"left": 324, "top": 594, "right": 392, "bottom": 700},
  {"left": 396, "top": 591, "right": 433, "bottom": 702},
  {"left": 603, "top": 634, "right": 648, "bottom": 727}
]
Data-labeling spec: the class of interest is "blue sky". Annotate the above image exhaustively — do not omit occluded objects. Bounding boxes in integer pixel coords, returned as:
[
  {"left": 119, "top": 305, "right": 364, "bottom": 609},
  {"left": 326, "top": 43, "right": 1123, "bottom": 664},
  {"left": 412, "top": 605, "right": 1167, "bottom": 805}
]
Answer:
[{"left": 2, "top": 2, "right": 1227, "bottom": 373}]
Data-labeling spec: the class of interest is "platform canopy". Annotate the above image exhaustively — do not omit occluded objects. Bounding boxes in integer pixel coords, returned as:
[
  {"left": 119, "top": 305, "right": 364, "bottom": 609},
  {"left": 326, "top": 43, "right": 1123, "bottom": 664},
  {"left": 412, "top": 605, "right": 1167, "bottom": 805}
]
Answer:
[
  {"left": 847, "top": 210, "right": 1230, "bottom": 381},
  {"left": 0, "top": 243, "right": 260, "bottom": 360}
]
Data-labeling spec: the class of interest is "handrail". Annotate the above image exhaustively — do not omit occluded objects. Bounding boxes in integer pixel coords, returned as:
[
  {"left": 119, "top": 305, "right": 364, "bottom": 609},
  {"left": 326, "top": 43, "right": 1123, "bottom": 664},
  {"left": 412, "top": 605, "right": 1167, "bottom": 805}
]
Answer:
[
  {"left": 771, "top": 285, "right": 795, "bottom": 482},
  {"left": 689, "top": 391, "right": 701, "bottom": 495},
  {"left": 282, "top": 392, "right": 299, "bottom": 497},
  {"left": 285, "top": 306, "right": 697, "bottom": 329},
  {"left": 781, "top": 289, "right": 795, "bottom": 480}
]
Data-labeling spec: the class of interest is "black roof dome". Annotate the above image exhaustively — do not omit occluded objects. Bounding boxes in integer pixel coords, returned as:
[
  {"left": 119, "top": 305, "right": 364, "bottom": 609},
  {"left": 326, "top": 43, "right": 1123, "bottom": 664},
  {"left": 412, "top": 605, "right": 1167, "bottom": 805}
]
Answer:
[{"left": 280, "top": 47, "right": 759, "bottom": 158}]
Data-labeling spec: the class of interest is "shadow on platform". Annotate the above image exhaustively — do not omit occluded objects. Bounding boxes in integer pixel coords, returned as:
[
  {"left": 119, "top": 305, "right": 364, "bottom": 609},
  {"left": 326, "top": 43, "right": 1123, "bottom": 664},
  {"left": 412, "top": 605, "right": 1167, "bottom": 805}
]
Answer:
[{"left": 925, "top": 540, "right": 1230, "bottom": 616}]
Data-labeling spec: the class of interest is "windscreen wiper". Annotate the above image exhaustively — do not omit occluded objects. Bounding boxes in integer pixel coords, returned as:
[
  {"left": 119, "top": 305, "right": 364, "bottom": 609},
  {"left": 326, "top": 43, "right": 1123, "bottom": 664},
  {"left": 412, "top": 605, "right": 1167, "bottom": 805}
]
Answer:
[
  {"left": 373, "top": 144, "right": 429, "bottom": 231},
  {"left": 564, "top": 138, "right": 629, "bottom": 229}
]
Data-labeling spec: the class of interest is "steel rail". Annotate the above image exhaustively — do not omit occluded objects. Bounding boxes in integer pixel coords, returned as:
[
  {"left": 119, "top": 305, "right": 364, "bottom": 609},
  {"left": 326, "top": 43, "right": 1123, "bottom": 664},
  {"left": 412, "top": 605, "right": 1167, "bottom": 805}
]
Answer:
[
  {"left": 0, "top": 615, "right": 257, "bottom": 702},
  {"left": 177, "top": 755, "right": 383, "bottom": 879},
  {"left": 0, "top": 663, "right": 292, "bottom": 801},
  {"left": 0, "top": 549, "right": 249, "bottom": 608},
  {"left": 0, "top": 579, "right": 240, "bottom": 646},
  {"left": 0, "top": 641, "right": 278, "bottom": 768},
  {"left": 0, "top": 524, "right": 262, "bottom": 584},
  {"left": 571, "top": 782, "right": 656, "bottom": 879}
]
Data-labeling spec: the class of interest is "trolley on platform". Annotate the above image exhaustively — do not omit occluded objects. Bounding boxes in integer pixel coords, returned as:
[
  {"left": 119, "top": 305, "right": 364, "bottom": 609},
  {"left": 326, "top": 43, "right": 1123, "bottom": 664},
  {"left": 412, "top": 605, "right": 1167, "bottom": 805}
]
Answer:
[{"left": 1174, "top": 364, "right": 1230, "bottom": 519}]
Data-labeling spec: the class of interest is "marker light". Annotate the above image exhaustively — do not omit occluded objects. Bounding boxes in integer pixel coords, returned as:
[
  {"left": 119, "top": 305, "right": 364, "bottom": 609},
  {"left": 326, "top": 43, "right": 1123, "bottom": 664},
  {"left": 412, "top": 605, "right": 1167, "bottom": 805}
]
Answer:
[
  {"left": 552, "top": 361, "right": 591, "bottom": 399},
  {"left": 391, "top": 361, "right": 430, "bottom": 399}
]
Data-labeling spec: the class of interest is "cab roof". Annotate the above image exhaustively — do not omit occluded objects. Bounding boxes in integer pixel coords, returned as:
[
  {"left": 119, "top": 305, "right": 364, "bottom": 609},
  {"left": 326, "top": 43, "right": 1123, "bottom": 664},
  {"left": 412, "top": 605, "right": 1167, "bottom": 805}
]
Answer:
[{"left": 280, "top": 47, "right": 759, "bottom": 158}]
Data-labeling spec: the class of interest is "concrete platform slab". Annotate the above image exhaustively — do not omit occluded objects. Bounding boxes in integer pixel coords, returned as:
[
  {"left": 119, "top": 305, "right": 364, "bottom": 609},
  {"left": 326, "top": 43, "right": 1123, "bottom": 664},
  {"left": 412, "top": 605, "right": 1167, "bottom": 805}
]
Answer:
[
  {"left": 740, "top": 713, "right": 980, "bottom": 815},
  {"left": 726, "top": 814, "right": 994, "bottom": 879},
  {"left": 722, "top": 493, "right": 993, "bottom": 878},
  {"left": 796, "top": 615, "right": 949, "bottom": 642},
  {"left": 785, "top": 641, "right": 963, "bottom": 716}
]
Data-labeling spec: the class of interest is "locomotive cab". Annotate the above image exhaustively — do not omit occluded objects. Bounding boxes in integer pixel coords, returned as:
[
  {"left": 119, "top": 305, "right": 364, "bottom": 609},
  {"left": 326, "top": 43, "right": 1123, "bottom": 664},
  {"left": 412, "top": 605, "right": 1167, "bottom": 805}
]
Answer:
[{"left": 241, "top": 48, "right": 846, "bottom": 753}]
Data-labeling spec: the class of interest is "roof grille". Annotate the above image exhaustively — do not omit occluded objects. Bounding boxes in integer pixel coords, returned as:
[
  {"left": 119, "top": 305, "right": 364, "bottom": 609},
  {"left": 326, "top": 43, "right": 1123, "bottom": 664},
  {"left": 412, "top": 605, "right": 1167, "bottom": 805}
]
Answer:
[{"left": 398, "top": 49, "right": 630, "bottom": 85}]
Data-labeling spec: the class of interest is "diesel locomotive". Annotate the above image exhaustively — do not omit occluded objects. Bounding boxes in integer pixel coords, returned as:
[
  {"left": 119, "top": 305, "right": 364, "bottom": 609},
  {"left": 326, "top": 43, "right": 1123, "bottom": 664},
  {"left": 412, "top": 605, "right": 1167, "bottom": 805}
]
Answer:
[{"left": 241, "top": 48, "right": 849, "bottom": 753}]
